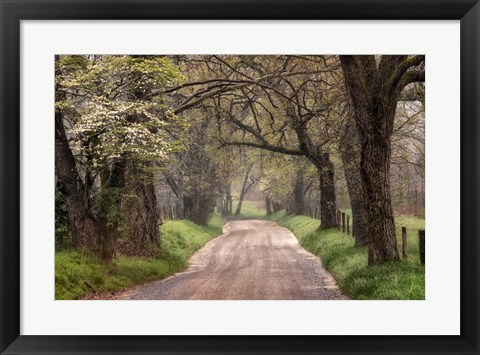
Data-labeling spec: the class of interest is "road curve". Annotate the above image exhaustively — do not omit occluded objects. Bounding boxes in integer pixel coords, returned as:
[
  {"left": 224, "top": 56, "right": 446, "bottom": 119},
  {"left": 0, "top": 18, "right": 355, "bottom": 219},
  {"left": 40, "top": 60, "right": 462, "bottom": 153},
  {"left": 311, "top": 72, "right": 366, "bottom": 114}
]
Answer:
[{"left": 122, "top": 219, "right": 347, "bottom": 300}]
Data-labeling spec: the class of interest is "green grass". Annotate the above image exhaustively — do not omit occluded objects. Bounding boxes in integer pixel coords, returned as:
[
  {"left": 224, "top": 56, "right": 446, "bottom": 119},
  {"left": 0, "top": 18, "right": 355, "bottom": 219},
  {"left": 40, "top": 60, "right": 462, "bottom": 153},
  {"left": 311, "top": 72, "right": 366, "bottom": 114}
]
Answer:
[
  {"left": 341, "top": 209, "right": 425, "bottom": 260},
  {"left": 231, "top": 200, "right": 266, "bottom": 218},
  {"left": 267, "top": 210, "right": 425, "bottom": 300},
  {"left": 55, "top": 214, "right": 224, "bottom": 300},
  {"left": 160, "top": 214, "right": 224, "bottom": 259}
]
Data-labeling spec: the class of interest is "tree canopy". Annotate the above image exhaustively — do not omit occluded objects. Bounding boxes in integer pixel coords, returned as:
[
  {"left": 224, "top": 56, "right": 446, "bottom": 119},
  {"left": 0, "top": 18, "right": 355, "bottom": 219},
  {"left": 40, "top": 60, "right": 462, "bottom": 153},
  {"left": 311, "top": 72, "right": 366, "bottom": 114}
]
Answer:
[{"left": 55, "top": 55, "right": 425, "bottom": 266}]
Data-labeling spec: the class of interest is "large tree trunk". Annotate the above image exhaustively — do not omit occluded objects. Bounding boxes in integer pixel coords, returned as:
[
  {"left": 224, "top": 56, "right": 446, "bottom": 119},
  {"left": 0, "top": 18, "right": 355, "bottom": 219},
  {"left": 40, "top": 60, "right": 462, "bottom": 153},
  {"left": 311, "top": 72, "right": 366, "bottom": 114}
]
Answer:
[
  {"left": 235, "top": 163, "right": 254, "bottom": 216},
  {"left": 124, "top": 60, "right": 161, "bottom": 247},
  {"left": 55, "top": 110, "right": 99, "bottom": 250},
  {"left": 339, "top": 116, "right": 367, "bottom": 246},
  {"left": 98, "top": 160, "right": 126, "bottom": 261},
  {"left": 361, "top": 136, "right": 398, "bottom": 264},
  {"left": 183, "top": 117, "right": 220, "bottom": 225},
  {"left": 289, "top": 109, "right": 337, "bottom": 229},
  {"left": 293, "top": 168, "right": 305, "bottom": 215},
  {"left": 188, "top": 140, "right": 218, "bottom": 225},
  {"left": 340, "top": 55, "right": 420, "bottom": 264},
  {"left": 317, "top": 153, "right": 337, "bottom": 229},
  {"left": 125, "top": 162, "right": 160, "bottom": 246},
  {"left": 191, "top": 187, "right": 216, "bottom": 225},
  {"left": 55, "top": 56, "right": 99, "bottom": 251}
]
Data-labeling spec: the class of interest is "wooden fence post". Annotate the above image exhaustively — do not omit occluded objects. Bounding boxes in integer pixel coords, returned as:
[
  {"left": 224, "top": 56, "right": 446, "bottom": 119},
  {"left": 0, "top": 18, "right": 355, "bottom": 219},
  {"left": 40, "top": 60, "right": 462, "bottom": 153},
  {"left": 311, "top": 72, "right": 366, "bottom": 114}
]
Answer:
[
  {"left": 402, "top": 227, "right": 408, "bottom": 259},
  {"left": 341, "top": 213, "right": 346, "bottom": 233},
  {"left": 419, "top": 230, "right": 425, "bottom": 265},
  {"left": 337, "top": 210, "right": 341, "bottom": 230},
  {"left": 346, "top": 215, "right": 350, "bottom": 235}
]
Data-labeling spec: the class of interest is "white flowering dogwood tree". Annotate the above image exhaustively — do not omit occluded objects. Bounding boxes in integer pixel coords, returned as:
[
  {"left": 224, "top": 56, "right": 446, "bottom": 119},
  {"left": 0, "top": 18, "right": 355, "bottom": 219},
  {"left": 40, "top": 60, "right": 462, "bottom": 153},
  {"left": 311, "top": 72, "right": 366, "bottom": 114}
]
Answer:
[{"left": 55, "top": 55, "right": 184, "bottom": 260}]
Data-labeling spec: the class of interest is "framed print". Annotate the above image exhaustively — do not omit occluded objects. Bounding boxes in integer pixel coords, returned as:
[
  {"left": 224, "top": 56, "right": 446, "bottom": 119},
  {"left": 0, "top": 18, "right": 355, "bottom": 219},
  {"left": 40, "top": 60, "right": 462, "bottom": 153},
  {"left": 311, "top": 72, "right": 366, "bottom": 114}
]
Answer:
[{"left": 0, "top": 0, "right": 479, "bottom": 354}]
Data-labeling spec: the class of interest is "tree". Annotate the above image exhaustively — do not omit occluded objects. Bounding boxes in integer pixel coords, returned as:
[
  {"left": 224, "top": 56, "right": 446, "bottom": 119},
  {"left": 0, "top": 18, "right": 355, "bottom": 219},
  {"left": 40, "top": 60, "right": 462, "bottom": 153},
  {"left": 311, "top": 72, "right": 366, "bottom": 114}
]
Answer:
[
  {"left": 292, "top": 167, "right": 306, "bottom": 215},
  {"left": 265, "top": 195, "right": 273, "bottom": 215},
  {"left": 259, "top": 153, "right": 296, "bottom": 211},
  {"left": 181, "top": 113, "right": 221, "bottom": 225},
  {"left": 339, "top": 113, "right": 367, "bottom": 246},
  {"left": 56, "top": 55, "right": 183, "bottom": 259},
  {"left": 208, "top": 55, "right": 340, "bottom": 228},
  {"left": 162, "top": 154, "right": 187, "bottom": 220},
  {"left": 234, "top": 161, "right": 258, "bottom": 216},
  {"left": 55, "top": 55, "right": 104, "bottom": 254},
  {"left": 340, "top": 55, "right": 425, "bottom": 264},
  {"left": 55, "top": 79, "right": 100, "bottom": 250}
]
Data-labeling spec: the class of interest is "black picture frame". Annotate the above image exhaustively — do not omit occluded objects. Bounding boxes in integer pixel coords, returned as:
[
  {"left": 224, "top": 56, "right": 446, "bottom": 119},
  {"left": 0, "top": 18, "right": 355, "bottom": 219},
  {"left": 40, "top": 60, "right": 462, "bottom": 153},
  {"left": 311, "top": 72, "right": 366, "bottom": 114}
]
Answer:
[{"left": 1, "top": 1, "right": 478, "bottom": 354}]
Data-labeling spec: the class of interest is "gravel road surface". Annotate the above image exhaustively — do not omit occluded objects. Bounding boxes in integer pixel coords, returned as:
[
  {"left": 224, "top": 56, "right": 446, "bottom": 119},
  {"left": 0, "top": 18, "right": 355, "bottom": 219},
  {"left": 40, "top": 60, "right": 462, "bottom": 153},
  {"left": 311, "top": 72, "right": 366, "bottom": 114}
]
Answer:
[{"left": 122, "top": 220, "right": 347, "bottom": 300}]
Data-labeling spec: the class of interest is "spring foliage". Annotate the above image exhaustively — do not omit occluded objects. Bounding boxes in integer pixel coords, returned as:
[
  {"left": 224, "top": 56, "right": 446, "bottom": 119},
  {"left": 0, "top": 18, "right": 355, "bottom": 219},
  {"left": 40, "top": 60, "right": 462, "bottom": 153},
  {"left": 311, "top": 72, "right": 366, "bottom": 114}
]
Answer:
[{"left": 56, "top": 55, "right": 184, "bottom": 169}]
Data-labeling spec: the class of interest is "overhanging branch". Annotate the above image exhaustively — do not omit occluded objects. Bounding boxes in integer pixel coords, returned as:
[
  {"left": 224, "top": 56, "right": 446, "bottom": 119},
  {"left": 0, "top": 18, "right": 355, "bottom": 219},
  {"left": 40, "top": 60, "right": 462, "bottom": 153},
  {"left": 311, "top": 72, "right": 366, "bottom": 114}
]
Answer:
[{"left": 219, "top": 141, "right": 303, "bottom": 156}]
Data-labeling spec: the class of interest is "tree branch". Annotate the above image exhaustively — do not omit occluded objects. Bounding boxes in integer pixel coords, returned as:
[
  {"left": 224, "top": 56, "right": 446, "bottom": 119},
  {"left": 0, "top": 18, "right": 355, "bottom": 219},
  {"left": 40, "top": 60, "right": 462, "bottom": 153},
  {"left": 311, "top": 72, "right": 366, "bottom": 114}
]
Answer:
[
  {"left": 170, "top": 68, "right": 339, "bottom": 114},
  {"left": 400, "top": 70, "right": 425, "bottom": 89},
  {"left": 219, "top": 141, "right": 303, "bottom": 156},
  {"left": 392, "top": 55, "right": 425, "bottom": 88}
]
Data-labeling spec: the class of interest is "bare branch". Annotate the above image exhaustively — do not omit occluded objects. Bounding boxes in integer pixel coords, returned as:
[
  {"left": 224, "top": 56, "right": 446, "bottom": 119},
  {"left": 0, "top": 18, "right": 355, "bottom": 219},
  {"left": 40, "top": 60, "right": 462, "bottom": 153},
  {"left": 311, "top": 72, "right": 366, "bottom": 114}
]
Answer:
[{"left": 219, "top": 141, "right": 303, "bottom": 156}]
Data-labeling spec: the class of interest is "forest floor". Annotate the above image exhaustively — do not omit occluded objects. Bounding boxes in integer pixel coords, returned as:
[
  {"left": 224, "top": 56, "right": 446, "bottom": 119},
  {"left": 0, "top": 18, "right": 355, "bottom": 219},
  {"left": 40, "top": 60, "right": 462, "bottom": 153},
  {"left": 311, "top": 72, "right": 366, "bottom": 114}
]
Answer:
[{"left": 116, "top": 219, "right": 347, "bottom": 300}]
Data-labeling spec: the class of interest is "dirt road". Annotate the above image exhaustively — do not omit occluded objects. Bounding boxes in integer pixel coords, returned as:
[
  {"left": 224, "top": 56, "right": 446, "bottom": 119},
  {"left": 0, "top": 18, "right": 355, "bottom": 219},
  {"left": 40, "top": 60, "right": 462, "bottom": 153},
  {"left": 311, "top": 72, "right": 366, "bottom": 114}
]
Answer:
[{"left": 122, "top": 220, "right": 347, "bottom": 300}]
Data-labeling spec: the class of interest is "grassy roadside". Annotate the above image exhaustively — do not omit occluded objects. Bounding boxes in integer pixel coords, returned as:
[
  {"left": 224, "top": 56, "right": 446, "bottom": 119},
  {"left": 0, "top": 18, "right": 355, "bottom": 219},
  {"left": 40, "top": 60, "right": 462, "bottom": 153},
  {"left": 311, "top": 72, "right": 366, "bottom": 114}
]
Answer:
[
  {"left": 267, "top": 210, "right": 425, "bottom": 300},
  {"left": 55, "top": 214, "right": 224, "bottom": 300}
]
